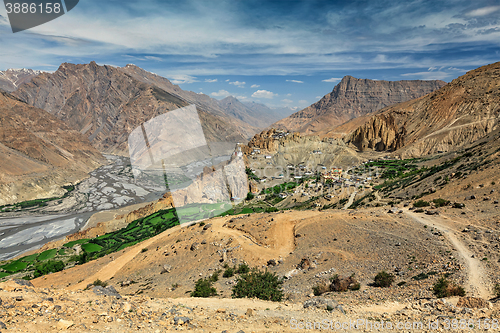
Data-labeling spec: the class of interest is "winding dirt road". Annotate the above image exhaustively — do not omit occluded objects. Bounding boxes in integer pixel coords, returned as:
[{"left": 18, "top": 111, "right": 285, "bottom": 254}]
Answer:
[{"left": 404, "top": 209, "right": 490, "bottom": 299}]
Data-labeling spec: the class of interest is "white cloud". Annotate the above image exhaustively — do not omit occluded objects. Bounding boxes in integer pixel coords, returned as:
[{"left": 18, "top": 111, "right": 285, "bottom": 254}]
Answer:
[
  {"left": 251, "top": 84, "right": 260, "bottom": 88},
  {"left": 170, "top": 74, "right": 198, "bottom": 84},
  {"left": 229, "top": 81, "right": 245, "bottom": 87},
  {"left": 205, "top": 78, "right": 218, "bottom": 83},
  {"left": 252, "top": 90, "right": 277, "bottom": 99},
  {"left": 211, "top": 90, "right": 231, "bottom": 97},
  {"left": 286, "top": 79, "right": 303, "bottom": 83},
  {"left": 322, "top": 77, "right": 342, "bottom": 83},
  {"left": 281, "top": 99, "right": 293, "bottom": 104},
  {"left": 225, "top": 79, "right": 230, "bottom": 82},
  {"left": 401, "top": 71, "right": 452, "bottom": 80},
  {"left": 466, "top": 6, "right": 500, "bottom": 17},
  {"left": 298, "top": 100, "right": 308, "bottom": 106},
  {"left": 315, "top": 96, "right": 322, "bottom": 99}
]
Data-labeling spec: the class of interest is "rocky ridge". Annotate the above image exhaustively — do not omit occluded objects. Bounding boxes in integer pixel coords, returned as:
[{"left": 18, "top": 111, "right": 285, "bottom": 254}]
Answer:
[
  {"left": 272, "top": 76, "right": 445, "bottom": 134},
  {"left": 0, "top": 68, "right": 41, "bottom": 93}
]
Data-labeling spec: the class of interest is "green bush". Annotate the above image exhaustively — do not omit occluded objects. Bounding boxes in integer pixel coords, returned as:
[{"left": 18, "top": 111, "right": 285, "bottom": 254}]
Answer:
[
  {"left": 236, "top": 263, "right": 250, "bottom": 274},
  {"left": 232, "top": 269, "right": 284, "bottom": 302},
  {"left": 209, "top": 271, "right": 220, "bottom": 282},
  {"left": 433, "top": 198, "right": 450, "bottom": 207},
  {"left": 92, "top": 279, "right": 108, "bottom": 288},
  {"left": 223, "top": 267, "right": 235, "bottom": 278},
  {"left": 433, "top": 277, "right": 465, "bottom": 298},
  {"left": 191, "top": 277, "right": 217, "bottom": 297},
  {"left": 246, "top": 192, "right": 255, "bottom": 200},
  {"left": 373, "top": 271, "right": 395, "bottom": 288},
  {"left": 33, "top": 260, "right": 65, "bottom": 278},
  {"left": 414, "top": 200, "right": 430, "bottom": 208}
]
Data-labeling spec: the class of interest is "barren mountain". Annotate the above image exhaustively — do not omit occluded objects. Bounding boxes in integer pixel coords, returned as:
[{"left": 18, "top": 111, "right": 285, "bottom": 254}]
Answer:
[
  {"left": 13, "top": 62, "right": 250, "bottom": 155},
  {"left": 346, "top": 62, "right": 500, "bottom": 157},
  {"left": 0, "top": 91, "right": 105, "bottom": 205},
  {"left": 0, "top": 68, "right": 41, "bottom": 93},
  {"left": 273, "top": 76, "right": 445, "bottom": 134}
]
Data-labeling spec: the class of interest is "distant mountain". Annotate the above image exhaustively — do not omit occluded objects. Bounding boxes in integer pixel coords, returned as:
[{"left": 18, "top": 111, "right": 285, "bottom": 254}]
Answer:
[
  {"left": 0, "top": 68, "right": 41, "bottom": 92},
  {"left": 13, "top": 62, "right": 252, "bottom": 155},
  {"left": 0, "top": 91, "right": 105, "bottom": 205},
  {"left": 242, "top": 101, "right": 296, "bottom": 123},
  {"left": 272, "top": 76, "right": 446, "bottom": 134},
  {"left": 346, "top": 62, "right": 500, "bottom": 157}
]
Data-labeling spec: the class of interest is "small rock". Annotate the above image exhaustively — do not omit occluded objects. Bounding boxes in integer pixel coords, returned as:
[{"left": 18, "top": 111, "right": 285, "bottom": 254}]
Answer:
[
  {"left": 245, "top": 308, "right": 254, "bottom": 317},
  {"left": 203, "top": 224, "right": 212, "bottom": 231},
  {"left": 57, "top": 319, "right": 74, "bottom": 330},
  {"left": 92, "top": 285, "right": 121, "bottom": 298},
  {"left": 173, "top": 316, "right": 191, "bottom": 325},
  {"left": 216, "top": 308, "right": 226, "bottom": 313},
  {"left": 161, "top": 265, "right": 172, "bottom": 274},
  {"left": 190, "top": 242, "right": 199, "bottom": 251},
  {"left": 0, "top": 321, "right": 6, "bottom": 329},
  {"left": 267, "top": 259, "right": 277, "bottom": 267},
  {"left": 201, "top": 240, "right": 207, "bottom": 245}
]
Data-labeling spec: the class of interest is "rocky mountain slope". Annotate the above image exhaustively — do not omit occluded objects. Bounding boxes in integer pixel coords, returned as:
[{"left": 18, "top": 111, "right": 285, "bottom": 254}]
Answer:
[
  {"left": 12, "top": 62, "right": 251, "bottom": 155},
  {"left": 0, "top": 68, "right": 41, "bottom": 93},
  {"left": 273, "top": 76, "right": 445, "bottom": 134},
  {"left": 0, "top": 91, "right": 105, "bottom": 205},
  {"left": 346, "top": 62, "right": 500, "bottom": 157}
]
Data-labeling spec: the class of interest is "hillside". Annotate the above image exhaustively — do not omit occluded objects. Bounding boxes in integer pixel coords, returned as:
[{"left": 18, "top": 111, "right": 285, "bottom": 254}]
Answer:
[
  {"left": 272, "top": 76, "right": 445, "bottom": 134},
  {"left": 0, "top": 68, "right": 40, "bottom": 93},
  {"left": 13, "top": 62, "right": 250, "bottom": 155},
  {"left": 346, "top": 62, "right": 500, "bottom": 157},
  {"left": 0, "top": 91, "right": 105, "bottom": 206}
]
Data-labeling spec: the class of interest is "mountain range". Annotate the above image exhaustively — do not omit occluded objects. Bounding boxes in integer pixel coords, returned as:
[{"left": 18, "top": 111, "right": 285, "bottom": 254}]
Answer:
[{"left": 0, "top": 68, "right": 42, "bottom": 93}]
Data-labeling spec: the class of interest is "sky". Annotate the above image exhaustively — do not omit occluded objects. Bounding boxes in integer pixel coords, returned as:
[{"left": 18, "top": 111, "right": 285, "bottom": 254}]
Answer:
[{"left": 0, "top": 0, "right": 499, "bottom": 109}]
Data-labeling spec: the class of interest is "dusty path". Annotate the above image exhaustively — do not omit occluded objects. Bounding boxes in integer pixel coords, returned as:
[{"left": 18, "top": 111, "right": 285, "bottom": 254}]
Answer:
[
  {"left": 404, "top": 209, "right": 490, "bottom": 299},
  {"left": 343, "top": 191, "right": 357, "bottom": 210}
]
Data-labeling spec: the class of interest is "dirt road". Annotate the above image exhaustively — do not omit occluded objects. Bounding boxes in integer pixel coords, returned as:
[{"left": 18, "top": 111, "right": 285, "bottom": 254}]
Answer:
[{"left": 404, "top": 209, "right": 490, "bottom": 299}]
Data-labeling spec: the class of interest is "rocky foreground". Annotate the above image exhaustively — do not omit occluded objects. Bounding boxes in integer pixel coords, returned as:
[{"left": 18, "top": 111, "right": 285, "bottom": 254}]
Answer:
[{"left": 0, "top": 279, "right": 499, "bottom": 332}]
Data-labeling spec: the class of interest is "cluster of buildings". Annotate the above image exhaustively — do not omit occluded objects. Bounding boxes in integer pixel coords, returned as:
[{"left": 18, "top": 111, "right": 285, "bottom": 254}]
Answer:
[{"left": 320, "top": 168, "right": 343, "bottom": 183}]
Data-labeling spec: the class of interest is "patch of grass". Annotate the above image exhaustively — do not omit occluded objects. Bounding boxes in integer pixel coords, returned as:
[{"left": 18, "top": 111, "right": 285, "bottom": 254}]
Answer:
[
  {"left": 37, "top": 249, "right": 58, "bottom": 261},
  {"left": 433, "top": 198, "right": 450, "bottom": 207},
  {"left": 1, "top": 260, "right": 28, "bottom": 273},
  {"left": 58, "top": 249, "right": 66, "bottom": 256},
  {"left": 20, "top": 254, "right": 38, "bottom": 263},
  {"left": 92, "top": 279, "right": 108, "bottom": 288},
  {"left": 412, "top": 272, "right": 429, "bottom": 281},
  {"left": 0, "top": 272, "right": 11, "bottom": 278}
]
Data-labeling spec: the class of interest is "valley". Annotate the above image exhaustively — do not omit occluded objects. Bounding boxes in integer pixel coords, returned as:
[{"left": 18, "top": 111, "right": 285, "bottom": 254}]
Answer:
[{"left": 0, "top": 61, "right": 499, "bottom": 332}]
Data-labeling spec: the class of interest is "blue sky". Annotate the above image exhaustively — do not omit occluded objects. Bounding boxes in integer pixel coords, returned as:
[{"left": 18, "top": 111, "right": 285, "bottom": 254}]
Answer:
[{"left": 0, "top": 0, "right": 499, "bottom": 109}]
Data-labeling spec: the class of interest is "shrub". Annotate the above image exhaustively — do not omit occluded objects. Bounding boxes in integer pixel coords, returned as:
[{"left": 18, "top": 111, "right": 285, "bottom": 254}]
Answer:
[
  {"left": 433, "top": 277, "right": 465, "bottom": 298},
  {"left": 412, "top": 272, "right": 429, "bottom": 281},
  {"left": 313, "top": 282, "right": 330, "bottom": 296},
  {"left": 453, "top": 202, "right": 465, "bottom": 209},
  {"left": 397, "top": 281, "right": 407, "bottom": 287},
  {"left": 495, "top": 284, "right": 500, "bottom": 298},
  {"left": 191, "top": 277, "right": 217, "bottom": 297},
  {"left": 223, "top": 267, "right": 235, "bottom": 278},
  {"left": 350, "top": 282, "right": 361, "bottom": 291},
  {"left": 33, "top": 260, "right": 65, "bottom": 278},
  {"left": 232, "top": 269, "right": 284, "bottom": 302},
  {"left": 373, "top": 271, "right": 395, "bottom": 288},
  {"left": 92, "top": 279, "right": 108, "bottom": 288},
  {"left": 246, "top": 192, "right": 255, "bottom": 200},
  {"left": 141, "top": 248, "right": 148, "bottom": 253},
  {"left": 414, "top": 200, "right": 430, "bottom": 208},
  {"left": 433, "top": 198, "right": 450, "bottom": 207},
  {"left": 209, "top": 271, "right": 220, "bottom": 282},
  {"left": 236, "top": 263, "right": 250, "bottom": 274}
]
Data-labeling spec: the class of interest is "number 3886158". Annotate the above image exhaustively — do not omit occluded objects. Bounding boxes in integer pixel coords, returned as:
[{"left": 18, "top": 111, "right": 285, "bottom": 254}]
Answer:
[{"left": 5, "top": 2, "right": 62, "bottom": 14}]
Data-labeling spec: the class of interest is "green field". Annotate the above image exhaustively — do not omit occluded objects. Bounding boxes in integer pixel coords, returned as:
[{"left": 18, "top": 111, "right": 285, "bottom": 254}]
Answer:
[
  {"left": 21, "top": 253, "right": 39, "bottom": 263},
  {"left": 0, "top": 272, "right": 11, "bottom": 278},
  {"left": 1, "top": 260, "right": 28, "bottom": 273},
  {"left": 81, "top": 243, "right": 103, "bottom": 253},
  {"left": 63, "top": 239, "right": 90, "bottom": 248},
  {"left": 37, "top": 249, "right": 57, "bottom": 261}
]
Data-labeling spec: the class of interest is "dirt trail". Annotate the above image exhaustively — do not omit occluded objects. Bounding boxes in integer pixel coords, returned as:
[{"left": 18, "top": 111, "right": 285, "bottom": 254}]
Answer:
[
  {"left": 404, "top": 209, "right": 490, "bottom": 299},
  {"left": 69, "top": 213, "right": 297, "bottom": 289},
  {"left": 343, "top": 191, "right": 357, "bottom": 210}
]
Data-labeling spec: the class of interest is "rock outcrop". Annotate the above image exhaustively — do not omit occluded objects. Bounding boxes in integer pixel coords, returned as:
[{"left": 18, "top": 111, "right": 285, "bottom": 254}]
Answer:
[
  {"left": 272, "top": 76, "right": 445, "bottom": 134},
  {"left": 0, "top": 91, "right": 105, "bottom": 205},
  {"left": 346, "top": 62, "right": 500, "bottom": 157}
]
